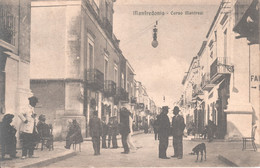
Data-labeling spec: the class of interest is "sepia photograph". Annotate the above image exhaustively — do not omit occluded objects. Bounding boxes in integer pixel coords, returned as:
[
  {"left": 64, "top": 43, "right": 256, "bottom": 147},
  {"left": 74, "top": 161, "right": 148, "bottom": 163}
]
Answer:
[{"left": 0, "top": 0, "right": 259, "bottom": 167}]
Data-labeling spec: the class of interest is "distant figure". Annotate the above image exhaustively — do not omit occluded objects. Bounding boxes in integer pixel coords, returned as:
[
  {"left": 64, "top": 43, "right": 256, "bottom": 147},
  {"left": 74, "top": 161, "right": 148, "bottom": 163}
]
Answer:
[
  {"left": 207, "top": 120, "right": 217, "bottom": 142},
  {"left": 64, "top": 119, "right": 83, "bottom": 149},
  {"left": 101, "top": 117, "right": 108, "bottom": 149},
  {"left": 119, "top": 107, "right": 130, "bottom": 154},
  {"left": 89, "top": 111, "right": 102, "bottom": 155},
  {"left": 158, "top": 106, "right": 171, "bottom": 159},
  {"left": 153, "top": 115, "right": 159, "bottom": 140},
  {"left": 18, "top": 96, "right": 39, "bottom": 159},
  {"left": 127, "top": 114, "right": 136, "bottom": 151},
  {"left": 200, "top": 125, "right": 208, "bottom": 139},
  {"left": 0, "top": 114, "right": 17, "bottom": 160},
  {"left": 171, "top": 106, "right": 186, "bottom": 159},
  {"left": 144, "top": 120, "right": 149, "bottom": 134},
  {"left": 108, "top": 117, "right": 118, "bottom": 148},
  {"left": 37, "top": 114, "right": 51, "bottom": 148}
]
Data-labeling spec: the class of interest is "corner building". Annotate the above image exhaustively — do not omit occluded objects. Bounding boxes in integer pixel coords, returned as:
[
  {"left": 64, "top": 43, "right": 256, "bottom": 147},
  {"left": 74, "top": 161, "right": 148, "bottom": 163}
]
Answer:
[{"left": 30, "top": 0, "right": 121, "bottom": 139}]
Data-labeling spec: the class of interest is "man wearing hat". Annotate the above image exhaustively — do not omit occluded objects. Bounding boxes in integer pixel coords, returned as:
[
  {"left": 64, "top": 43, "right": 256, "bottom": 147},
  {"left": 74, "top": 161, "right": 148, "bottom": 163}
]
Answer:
[
  {"left": 158, "top": 106, "right": 171, "bottom": 159},
  {"left": 171, "top": 106, "right": 186, "bottom": 159},
  {"left": 89, "top": 111, "right": 102, "bottom": 155},
  {"left": 18, "top": 96, "right": 38, "bottom": 159}
]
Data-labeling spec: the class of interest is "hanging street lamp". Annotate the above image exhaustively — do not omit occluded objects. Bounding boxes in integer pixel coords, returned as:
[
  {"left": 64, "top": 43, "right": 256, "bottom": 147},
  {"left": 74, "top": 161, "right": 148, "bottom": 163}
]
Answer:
[{"left": 151, "top": 21, "right": 158, "bottom": 48}]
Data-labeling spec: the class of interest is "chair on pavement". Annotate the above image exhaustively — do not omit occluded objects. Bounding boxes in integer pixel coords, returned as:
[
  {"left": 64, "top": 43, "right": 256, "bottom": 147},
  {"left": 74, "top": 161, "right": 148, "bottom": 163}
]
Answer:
[
  {"left": 40, "top": 124, "right": 54, "bottom": 151},
  {"left": 242, "top": 125, "right": 257, "bottom": 151},
  {"left": 72, "top": 141, "right": 81, "bottom": 152}
]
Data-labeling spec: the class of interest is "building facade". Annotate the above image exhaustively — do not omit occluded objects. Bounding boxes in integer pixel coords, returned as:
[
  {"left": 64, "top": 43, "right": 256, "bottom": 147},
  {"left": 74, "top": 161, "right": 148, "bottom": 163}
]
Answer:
[
  {"left": 180, "top": 0, "right": 259, "bottom": 143},
  {"left": 0, "top": 0, "right": 32, "bottom": 141}
]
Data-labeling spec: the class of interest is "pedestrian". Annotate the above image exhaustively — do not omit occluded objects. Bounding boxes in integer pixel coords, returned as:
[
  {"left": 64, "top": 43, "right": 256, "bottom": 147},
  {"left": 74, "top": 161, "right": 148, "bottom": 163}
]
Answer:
[
  {"left": 158, "top": 106, "right": 171, "bottom": 159},
  {"left": 0, "top": 114, "right": 17, "bottom": 160},
  {"left": 171, "top": 106, "right": 186, "bottom": 159},
  {"left": 119, "top": 107, "right": 130, "bottom": 154},
  {"left": 127, "top": 113, "right": 136, "bottom": 151},
  {"left": 207, "top": 120, "right": 217, "bottom": 142},
  {"left": 111, "top": 118, "right": 119, "bottom": 148},
  {"left": 153, "top": 115, "right": 159, "bottom": 140},
  {"left": 18, "top": 96, "right": 39, "bottom": 159},
  {"left": 64, "top": 119, "right": 83, "bottom": 149},
  {"left": 101, "top": 117, "right": 108, "bottom": 149},
  {"left": 89, "top": 111, "right": 102, "bottom": 155}
]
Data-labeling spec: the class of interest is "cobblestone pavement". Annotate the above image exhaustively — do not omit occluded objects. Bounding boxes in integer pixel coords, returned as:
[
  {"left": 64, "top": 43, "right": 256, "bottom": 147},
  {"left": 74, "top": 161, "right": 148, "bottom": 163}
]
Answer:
[{"left": 47, "top": 134, "right": 228, "bottom": 167}]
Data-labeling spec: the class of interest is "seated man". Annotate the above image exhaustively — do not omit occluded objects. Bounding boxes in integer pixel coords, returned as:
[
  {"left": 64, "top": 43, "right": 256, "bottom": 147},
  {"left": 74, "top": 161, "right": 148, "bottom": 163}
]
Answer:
[
  {"left": 36, "top": 115, "right": 52, "bottom": 149},
  {"left": 65, "top": 119, "right": 83, "bottom": 149}
]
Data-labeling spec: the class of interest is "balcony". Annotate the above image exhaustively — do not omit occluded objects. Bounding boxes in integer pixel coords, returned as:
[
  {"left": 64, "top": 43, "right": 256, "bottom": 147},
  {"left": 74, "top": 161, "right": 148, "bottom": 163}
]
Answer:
[
  {"left": 201, "top": 73, "right": 215, "bottom": 91},
  {"left": 210, "top": 57, "right": 232, "bottom": 84},
  {"left": 192, "top": 84, "right": 204, "bottom": 98},
  {"left": 104, "top": 17, "right": 113, "bottom": 37},
  {"left": 130, "top": 97, "right": 137, "bottom": 104},
  {"left": 104, "top": 80, "right": 116, "bottom": 97},
  {"left": 116, "top": 87, "right": 129, "bottom": 102},
  {"left": 85, "top": 69, "right": 104, "bottom": 91}
]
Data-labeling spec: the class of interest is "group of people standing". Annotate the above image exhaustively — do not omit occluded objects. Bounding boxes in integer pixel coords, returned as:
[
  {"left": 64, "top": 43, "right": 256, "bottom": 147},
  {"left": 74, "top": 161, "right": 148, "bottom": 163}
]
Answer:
[
  {"left": 89, "top": 107, "right": 136, "bottom": 155},
  {"left": 89, "top": 111, "right": 120, "bottom": 155},
  {"left": 158, "top": 106, "right": 186, "bottom": 159},
  {"left": 0, "top": 96, "right": 53, "bottom": 160}
]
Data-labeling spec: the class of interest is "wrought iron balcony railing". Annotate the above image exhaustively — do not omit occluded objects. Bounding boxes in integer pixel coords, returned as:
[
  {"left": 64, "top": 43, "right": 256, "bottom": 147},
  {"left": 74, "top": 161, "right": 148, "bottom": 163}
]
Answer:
[
  {"left": 130, "top": 97, "right": 137, "bottom": 104},
  {"left": 104, "top": 80, "right": 116, "bottom": 97},
  {"left": 85, "top": 69, "right": 104, "bottom": 91},
  {"left": 210, "top": 57, "right": 232, "bottom": 83},
  {"left": 116, "top": 87, "right": 129, "bottom": 102},
  {"left": 201, "top": 73, "right": 214, "bottom": 91}
]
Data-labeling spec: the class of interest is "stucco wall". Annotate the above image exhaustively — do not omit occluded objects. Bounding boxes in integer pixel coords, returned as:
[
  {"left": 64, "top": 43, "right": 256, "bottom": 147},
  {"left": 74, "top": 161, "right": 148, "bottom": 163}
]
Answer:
[{"left": 30, "top": 5, "right": 66, "bottom": 79}]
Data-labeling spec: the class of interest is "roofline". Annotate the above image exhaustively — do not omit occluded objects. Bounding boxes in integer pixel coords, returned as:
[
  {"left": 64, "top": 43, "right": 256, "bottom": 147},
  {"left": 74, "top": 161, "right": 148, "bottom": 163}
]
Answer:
[{"left": 206, "top": 2, "right": 223, "bottom": 38}]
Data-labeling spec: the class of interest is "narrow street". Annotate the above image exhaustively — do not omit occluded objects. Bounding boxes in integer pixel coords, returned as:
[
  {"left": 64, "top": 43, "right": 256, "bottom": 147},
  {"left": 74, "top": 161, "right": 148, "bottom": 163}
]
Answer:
[{"left": 47, "top": 134, "right": 228, "bottom": 167}]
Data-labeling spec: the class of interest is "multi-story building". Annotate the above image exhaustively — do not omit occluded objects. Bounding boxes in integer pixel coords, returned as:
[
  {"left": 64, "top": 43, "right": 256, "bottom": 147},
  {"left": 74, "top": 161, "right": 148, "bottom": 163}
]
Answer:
[
  {"left": 0, "top": 0, "right": 31, "bottom": 139},
  {"left": 180, "top": 0, "right": 259, "bottom": 143},
  {"left": 30, "top": 0, "right": 123, "bottom": 139}
]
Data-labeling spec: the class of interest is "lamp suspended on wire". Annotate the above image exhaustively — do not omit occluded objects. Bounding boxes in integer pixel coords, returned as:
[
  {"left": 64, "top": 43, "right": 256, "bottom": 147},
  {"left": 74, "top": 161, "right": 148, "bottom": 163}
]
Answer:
[{"left": 151, "top": 21, "right": 158, "bottom": 48}]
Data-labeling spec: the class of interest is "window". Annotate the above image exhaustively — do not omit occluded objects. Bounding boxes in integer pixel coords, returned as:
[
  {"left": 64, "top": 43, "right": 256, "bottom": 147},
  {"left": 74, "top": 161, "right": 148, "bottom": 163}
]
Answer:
[
  {"left": 121, "top": 73, "right": 124, "bottom": 89},
  {"left": 0, "top": 6, "right": 16, "bottom": 45},
  {"left": 224, "top": 29, "right": 227, "bottom": 58},
  {"left": 104, "top": 58, "right": 108, "bottom": 81},
  {"left": 87, "top": 38, "right": 94, "bottom": 69},
  {"left": 114, "top": 65, "right": 118, "bottom": 85}
]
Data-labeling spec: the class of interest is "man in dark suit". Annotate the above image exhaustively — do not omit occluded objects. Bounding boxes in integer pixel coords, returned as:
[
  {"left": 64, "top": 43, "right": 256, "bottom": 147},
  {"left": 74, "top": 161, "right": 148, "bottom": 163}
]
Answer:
[
  {"left": 171, "top": 106, "right": 186, "bottom": 159},
  {"left": 158, "top": 106, "right": 171, "bottom": 159},
  {"left": 89, "top": 111, "right": 102, "bottom": 155},
  {"left": 119, "top": 107, "right": 130, "bottom": 154}
]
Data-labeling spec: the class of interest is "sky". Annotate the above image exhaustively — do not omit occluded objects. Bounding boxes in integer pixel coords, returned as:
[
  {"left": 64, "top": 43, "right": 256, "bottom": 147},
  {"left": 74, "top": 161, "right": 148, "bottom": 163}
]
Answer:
[{"left": 113, "top": 0, "right": 221, "bottom": 108}]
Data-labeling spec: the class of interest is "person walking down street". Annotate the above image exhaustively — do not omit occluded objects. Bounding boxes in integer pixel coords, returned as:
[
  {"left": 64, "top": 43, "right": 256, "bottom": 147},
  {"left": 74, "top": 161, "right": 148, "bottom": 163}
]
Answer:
[
  {"left": 18, "top": 96, "right": 39, "bottom": 159},
  {"left": 107, "top": 117, "right": 118, "bottom": 148},
  {"left": 112, "top": 118, "right": 119, "bottom": 148},
  {"left": 171, "top": 106, "right": 186, "bottom": 159},
  {"left": 207, "top": 120, "right": 217, "bottom": 142},
  {"left": 119, "top": 107, "right": 130, "bottom": 154},
  {"left": 0, "top": 114, "right": 17, "bottom": 160},
  {"left": 101, "top": 117, "right": 108, "bottom": 149},
  {"left": 153, "top": 115, "right": 159, "bottom": 140},
  {"left": 158, "top": 106, "right": 171, "bottom": 159},
  {"left": 64, "top": 119, "right": 83, "bottom": 149},
  {"left": 127, "top": 113, "right": 136, "bottom": 151},
  {"left": 89, "top": 111, "right": 102, "bottom": 155}
]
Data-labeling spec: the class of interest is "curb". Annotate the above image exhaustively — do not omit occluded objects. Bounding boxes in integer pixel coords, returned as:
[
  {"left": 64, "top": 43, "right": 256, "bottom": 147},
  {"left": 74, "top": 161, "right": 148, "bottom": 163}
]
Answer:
[
  {"left": 218, "top": 155, "right": 239, "bottom": 167},
  {"left": 19, "top": 151, "right": 77, "bottom": 168}
]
